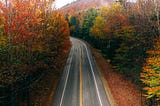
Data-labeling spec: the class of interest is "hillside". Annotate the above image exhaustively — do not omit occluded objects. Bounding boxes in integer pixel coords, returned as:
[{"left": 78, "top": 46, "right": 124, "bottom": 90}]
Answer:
[{"left": 59, "top": 0, "right": 114, "bottom": 14}]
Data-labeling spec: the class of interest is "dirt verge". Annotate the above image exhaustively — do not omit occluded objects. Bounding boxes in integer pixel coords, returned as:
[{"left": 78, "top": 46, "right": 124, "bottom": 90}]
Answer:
[{"left": 92, "top": 48, "right": 145, "bottom": 106}]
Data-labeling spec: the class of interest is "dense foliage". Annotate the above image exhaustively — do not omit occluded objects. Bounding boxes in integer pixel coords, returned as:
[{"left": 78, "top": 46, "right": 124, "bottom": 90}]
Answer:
[
  {"left": 69, "top": 15, "right": 80, "bottom": 37},
  {"left": 141, "top": 38, "right": 160, "bottom": 100},
  {"left": 0, "top": 0, "right": 70, "bottom": 105}
]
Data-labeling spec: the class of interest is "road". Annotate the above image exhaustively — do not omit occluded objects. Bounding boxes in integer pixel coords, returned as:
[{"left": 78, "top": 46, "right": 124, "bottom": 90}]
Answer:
[{"left": 52, "top": 37, "right": 110, "bottom": 106}]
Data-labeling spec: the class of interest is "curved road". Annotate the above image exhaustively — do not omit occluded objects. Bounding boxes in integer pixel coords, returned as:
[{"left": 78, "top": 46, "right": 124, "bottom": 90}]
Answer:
[{"left": 52, "top": 38, "right": 110, "bottom": 106}]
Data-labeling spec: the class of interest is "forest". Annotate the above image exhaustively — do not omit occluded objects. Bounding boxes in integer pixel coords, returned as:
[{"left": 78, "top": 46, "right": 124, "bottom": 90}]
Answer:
[
  {"left": 0, "top": 0, "right": 71, "bottom": 105},
  {"left": 68, "top": 0, "right": 160, "bottom": 105},
  {"left": 0, "top": 0, "right": 159, "bottom": 106}
]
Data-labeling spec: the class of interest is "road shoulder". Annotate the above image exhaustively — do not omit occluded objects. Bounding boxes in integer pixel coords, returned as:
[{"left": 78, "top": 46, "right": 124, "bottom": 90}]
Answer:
[
  {"left": 91, "top": 48, "right": 144, "bottom": 106},
  {"left": 91, "top": 48, "right": 117, "bottom": 106}
]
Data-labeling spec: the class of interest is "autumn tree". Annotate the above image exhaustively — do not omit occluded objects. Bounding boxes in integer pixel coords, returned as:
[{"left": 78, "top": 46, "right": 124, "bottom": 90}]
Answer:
[
  {"left": 0, "top": 0, "right": 71, "bottom": 105},
  {"left": 141, "top": 38, "right": 160, "bottom": 105},
  {"left": 0, "top": 0, "right": 43, "bottom": 83},
  {"left": 90, "top": 3, "right": 134, "bottom": 59},
  {"left": 89, "top": 3, "right": 149, "bottom": 83},
  {"left": 90, "top": 16, "right": 106, "bottom": 39},
  {"left": 90, "top": 3, "right": 130, "bottom": 39},
  {"left": 40, "top": 11, "right": 71, "bottom": 69}
]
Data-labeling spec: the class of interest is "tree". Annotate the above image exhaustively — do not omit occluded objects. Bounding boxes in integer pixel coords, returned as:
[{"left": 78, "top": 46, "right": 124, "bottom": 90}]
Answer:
[
  {"left": 90, "top": 16, "right": 106, "bottom": 39},
  {"left": 69, "top": 15, "right": 80, "bottom": 37},
  {"left": 81, "top": 8, "right": 98, "bottom": 40},
  {"left": 0, "top": 0, "right": 71, "bottom": 105},
  {"left": 141, "top": 38, "right": 160, "bottom": 104},
  {"left": 41, "top": 12, "right": 71, "bottom": 69},
  {"left": 89, "top": 3, "right": 148, "bottom": 83},
  {"left": 90, "top": 3, "right": 129, "bottom": 39}
]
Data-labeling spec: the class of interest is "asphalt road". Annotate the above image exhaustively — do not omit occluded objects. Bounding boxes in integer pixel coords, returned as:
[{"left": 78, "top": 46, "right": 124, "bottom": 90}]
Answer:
[{"left": 52, "top": 37, "right": 110, "bottom": 106}]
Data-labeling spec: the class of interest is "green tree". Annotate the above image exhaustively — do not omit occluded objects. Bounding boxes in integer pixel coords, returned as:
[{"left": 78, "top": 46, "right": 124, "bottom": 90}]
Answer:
[
  {"left": 69, "top": 15, "right": 80, "bottom": 37},
  {"left": 81, "top": 8, "right": 98, "bottom": 40}
]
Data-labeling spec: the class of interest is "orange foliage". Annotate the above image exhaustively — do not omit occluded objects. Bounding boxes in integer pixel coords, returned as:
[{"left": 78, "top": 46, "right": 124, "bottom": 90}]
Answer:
[
  {"left": 0, "top": 0, "right": 71, "bottom": 83},
  {"left": 90, "top": 3, "right": 134, "bottom": 39},
  {"left": 0, "top": 0, "right": 43, "bottom": 43},
  {"left": 141, "top": 38, "right": 160, "bottom": 100}
]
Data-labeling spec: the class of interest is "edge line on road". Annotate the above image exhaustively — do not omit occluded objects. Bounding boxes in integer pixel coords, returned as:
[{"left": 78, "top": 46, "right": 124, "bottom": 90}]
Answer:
[
  {"left": 60, "top": 47, "right": 73, "bottom": 106},
  {"left": 80, "top": 41, "right": 103, "bottom": 106}
]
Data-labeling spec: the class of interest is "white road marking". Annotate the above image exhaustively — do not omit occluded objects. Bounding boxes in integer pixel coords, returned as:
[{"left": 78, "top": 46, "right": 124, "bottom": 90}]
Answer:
[
  {"left": 79, "top": 40, "right": 103, "bottom": 106},
  {"left": 60, "top": 46, "right": 74, "bottom": 106},
  {"left": 59, "top": 37, "right": 103, "bottom": 106}
]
